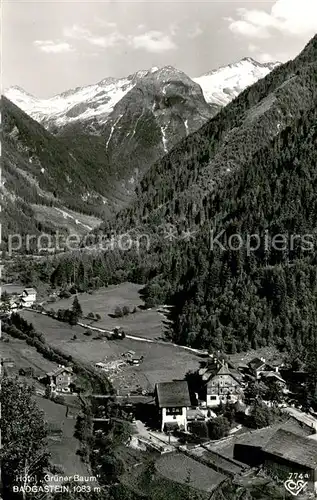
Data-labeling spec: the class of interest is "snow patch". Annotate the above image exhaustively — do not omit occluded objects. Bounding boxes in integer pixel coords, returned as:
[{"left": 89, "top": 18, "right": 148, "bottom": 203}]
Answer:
[
  {"left": 106, "top": 114, "right": 123, "bottom": 149},
  {"left": 184, "top": 119, "right": 189, "bottom": 136},
  {"left": 161, "top": 126, "right": 168, "bottom": 153},
  {"left": 193, "top": 59, "right": 280, "bottom": 107}
]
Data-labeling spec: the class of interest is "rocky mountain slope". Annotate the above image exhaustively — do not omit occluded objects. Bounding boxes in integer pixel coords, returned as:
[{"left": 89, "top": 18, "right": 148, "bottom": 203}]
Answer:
[
  {"left": 59, "top": 66, "right": 216, "bottom": 207},
  {"left": 1, "top": 67, "right": 213, "bottom": 239}
]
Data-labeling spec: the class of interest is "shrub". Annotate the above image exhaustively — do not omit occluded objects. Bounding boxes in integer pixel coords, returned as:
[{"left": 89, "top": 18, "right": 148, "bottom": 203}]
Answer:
[
  {"left": 52, "top": 395, "right": 65, "bottom": 405},
  {"left": 207, "top": 416, "right": 230, "bottom": 440},
  {"left": 122, "top": 305, "right": 130, "bottom": 316},
  {"left": 114, "top": 306, "right": 123, "bottom": 318}
]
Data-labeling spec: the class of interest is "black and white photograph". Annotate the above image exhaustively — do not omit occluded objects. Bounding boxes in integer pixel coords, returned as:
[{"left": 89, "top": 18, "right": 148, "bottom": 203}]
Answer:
[{"left": 1, "top": 0, "right": 317, "bottom": 498}]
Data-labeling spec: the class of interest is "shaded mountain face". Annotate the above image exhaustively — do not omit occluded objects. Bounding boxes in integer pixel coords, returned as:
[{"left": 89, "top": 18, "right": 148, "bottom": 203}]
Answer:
[
  {"left": 114, "top": 38, "right": 316, "bottom": 230},
  {"left": 50, "top": 35, "right": 317, "bottom": 358},
  {"left": 1, "top": 97, "right": 108, "bottom": 239}
]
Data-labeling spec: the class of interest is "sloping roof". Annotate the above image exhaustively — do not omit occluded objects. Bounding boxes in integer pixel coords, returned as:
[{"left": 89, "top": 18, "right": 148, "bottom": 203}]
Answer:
[
  {"left": 207, "top": 364, "right": 242, "bottom": 386},
  {"left": 47, "top": 366, "right": 73, "bottom": 377},
  {"left": 24, "top": 288, "right": 37, "bottom": 294},
  {"left": 187, "top": 408, "right": 206, "bottom": 420},
  {"left": 261, "top": 371, "right": 285, "bottom": 383},
  {"left": 262, "top": 429, "right": 317, "bottom": 469},
  {"left": 248, "top": 358, "right": 266, "bottom": 370},
  {"left": 217, "top": 364, "right": 231, "bottom": 375},
  {"left": 229, "top": 368, "right": 244, "bottom": 382},
  {"left": 281, "top": 407, "right": 317, "bottom": 429},
  {"left": 155, "top": 381, "right": 191, "bottom": 408}
]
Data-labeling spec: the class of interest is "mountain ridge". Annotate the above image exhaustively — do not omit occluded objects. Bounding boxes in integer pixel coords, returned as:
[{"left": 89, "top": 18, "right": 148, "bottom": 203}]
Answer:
[{"left": 5, "top": 57, "right": 279, "bottom": 131}]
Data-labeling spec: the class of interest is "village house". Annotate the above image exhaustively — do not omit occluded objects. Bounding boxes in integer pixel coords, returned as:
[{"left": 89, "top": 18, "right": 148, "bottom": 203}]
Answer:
[
  {"left": 206, "top": 362, "right": 243, "bottom": 407},
  {"left": 155, "top": 380, "right": 191, "bottom": 432},
  {"left": 248, "top": 357, "right": 282, "bottom": 380},
  {"left": 260, "top": 371, "right": 286, "bottom": 389},
  {"left": 45, "top": 365, "right": 74, "bottom": 397},
  {"left": 19, "top": 288, "right": 37, "bottom": 308}
]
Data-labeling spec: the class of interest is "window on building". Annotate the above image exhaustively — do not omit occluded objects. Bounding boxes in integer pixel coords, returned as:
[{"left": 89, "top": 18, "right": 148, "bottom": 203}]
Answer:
[{"left": 166, "top": 407, "right": 182, "bottom": 415}]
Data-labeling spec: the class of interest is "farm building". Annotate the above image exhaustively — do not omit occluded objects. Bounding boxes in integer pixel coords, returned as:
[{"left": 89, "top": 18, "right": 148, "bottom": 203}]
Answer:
[
  {"left": 234, "top": 428, "right": 317, "bottom": 493},
  {"left": 155, "top": 380, "right": 191, "bottom": 432},
  {"left": 248, "top": 357, "right": 282, "bottom": 380},
  {"left": 45, "top": 365, "right": 74, "bottom": 396},
  {"left": 206, "top": 362, "right": 243, "bottom": 407},
  {"left": 260, "top": 371, "right": 286, "bottom": 388},
  {"left": 262, "top": 429, "right": 317, "bottom": 492}
]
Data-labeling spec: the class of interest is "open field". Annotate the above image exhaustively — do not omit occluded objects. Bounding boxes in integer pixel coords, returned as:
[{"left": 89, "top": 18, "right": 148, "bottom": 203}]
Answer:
[
  {"left": 1, "top": 336, "right": 60, "bottom": 377},
  {"left": 20, "top": 310, "right": 201, "bottom": 393},
  {"left": 1, "top": 335, "right": 88, "bottom": 478},
  {"left": 48, "top": 283, "right": 168, "bottom": 340},
  {"left": 34, "top": 396, "right": 89, "bottom": 478},
  {"left": 21, "top": 310, "right": 87, "bottom": 343},
  {"left": 1, "top": 284, "right": 25, "bottom": 295},
  {"left": 155, "top": 453, "right": 226, "bottom": 492}
]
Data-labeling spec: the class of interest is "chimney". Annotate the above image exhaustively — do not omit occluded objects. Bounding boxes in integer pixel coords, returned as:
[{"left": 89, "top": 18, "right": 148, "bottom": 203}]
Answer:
[{"left": 260, "top": 357, "right": 266, "bottom": 363}]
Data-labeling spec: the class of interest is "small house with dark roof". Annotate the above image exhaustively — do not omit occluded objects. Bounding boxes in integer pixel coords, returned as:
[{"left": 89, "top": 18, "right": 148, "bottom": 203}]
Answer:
[
  {"left": 155, "top": 380, "right": 191, "bottom": 432},
  {"left": 206, "top": 363, "right": 243, "bottom": 407},
  {"left": 262, "top": 429, "right": 317, "bottom": 492},
  {"left": 248, "top": 357, "right": 282, "bottom": 380},
  {"left": 260, "top": 371, "right": 286, "bottom": 387}
]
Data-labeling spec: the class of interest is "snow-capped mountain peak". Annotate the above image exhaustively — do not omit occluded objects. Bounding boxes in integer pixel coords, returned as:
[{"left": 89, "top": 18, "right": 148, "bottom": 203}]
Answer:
[
  {"left": 4, "top": 57, "right": 280, "bottom": 131},
  {"left": 193, "top": 57, "right": 281, "bottom": 106}
]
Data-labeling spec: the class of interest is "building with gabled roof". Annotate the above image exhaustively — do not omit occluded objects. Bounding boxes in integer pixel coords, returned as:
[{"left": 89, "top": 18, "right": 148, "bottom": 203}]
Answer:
[
  {"left": 206, "top": 362, "right": 243, "bottom": 407},
  {"left": 19, "top": 287, "right": 37, "bottom": 308},
  {"left": 45, "top": 365, "right": 74, "bottom": 397},
  {"left": 248, "top": 357, "right": 282, "bottom": 380},
  {"left": 155, "top": 380, "right": 191, "bottom": 432}
]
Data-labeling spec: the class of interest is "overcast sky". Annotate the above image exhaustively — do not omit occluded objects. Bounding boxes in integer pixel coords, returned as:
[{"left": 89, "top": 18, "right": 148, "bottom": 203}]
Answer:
[{"left": 3, "top": 0, "right": 317, "bottom": 97}]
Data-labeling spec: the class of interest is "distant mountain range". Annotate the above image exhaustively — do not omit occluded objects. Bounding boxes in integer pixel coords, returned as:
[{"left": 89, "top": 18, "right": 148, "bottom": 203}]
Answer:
[
  {"left": 2, "top": 57, "right": 279, "bottom": 239},
  {"left": 5, "top": 58, "right": 280, "bottom": 132}
]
